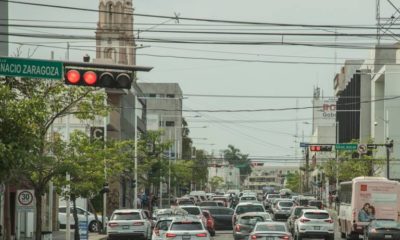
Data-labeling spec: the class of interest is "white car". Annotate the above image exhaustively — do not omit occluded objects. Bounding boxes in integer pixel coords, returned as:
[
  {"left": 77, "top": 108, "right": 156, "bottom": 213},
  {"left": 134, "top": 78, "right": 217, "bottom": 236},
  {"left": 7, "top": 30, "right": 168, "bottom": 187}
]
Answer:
[
  {"left": 293, "top": 209, "right": 334, "bottom": 240},
  {"left": 164, "top": 215, "right": 211, "bottom": 240},
  {"left": 107, "top": 209, "right": 152, "bottom": 240},
  {"left": 58, "top": 206, "right": 105, "bottom": 232}
]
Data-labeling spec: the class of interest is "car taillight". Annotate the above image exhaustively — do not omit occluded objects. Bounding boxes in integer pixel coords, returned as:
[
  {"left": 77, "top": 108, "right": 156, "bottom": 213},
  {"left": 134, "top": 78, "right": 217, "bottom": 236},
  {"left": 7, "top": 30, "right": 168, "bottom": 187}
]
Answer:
[
  {"left": 133, "top": 221, "right": 144, "bottom": 226},
  {"left": 325, "top": 219, "right": 334, "bottom": 223},
  {"left": 235, "top": 224, "right": 241, "bottom": 232},
  {"left": 166, "top": 232, "right": 177, "bottom": 238},
  {"left": 300, "top": 218, "right": 310, "bottom": 223},
  {"left": 196, "top": 232, "right": 208, "bottom": 237},
  {"left": 108, "top": 222, "right": 118, "bottom": 227},
  {"left": 154, "top": 228, "right": 160, "bottom": 236},
  {"left": 251, "top": 234, "right": 260, "bottom": 239},
  {"left": 279, "top": 235, "right": 291, "bottom": 240}
]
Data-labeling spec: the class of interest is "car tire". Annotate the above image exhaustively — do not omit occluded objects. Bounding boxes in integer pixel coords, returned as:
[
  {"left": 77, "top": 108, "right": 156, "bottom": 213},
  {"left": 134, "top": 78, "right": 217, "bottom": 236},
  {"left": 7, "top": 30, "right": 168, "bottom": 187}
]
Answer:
[
  {"left": 209, "top": 229, "right": 216, "bottom": 236},
  {"left": 88, "top": 221, "right": 100, "bottom": 232}
]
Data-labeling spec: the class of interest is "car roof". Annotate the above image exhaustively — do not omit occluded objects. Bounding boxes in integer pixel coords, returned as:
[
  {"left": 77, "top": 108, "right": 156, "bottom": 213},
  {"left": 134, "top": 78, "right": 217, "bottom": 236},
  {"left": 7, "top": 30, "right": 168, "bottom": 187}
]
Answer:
[
  {"left": 236, "top": 202, "right": 263, "bottom": 206},
  {"left": 112, "top": 208, "right": 142, "bottom": 213},
  {"left": 301, "top": 209, "right": 329, "bottom": 214}
]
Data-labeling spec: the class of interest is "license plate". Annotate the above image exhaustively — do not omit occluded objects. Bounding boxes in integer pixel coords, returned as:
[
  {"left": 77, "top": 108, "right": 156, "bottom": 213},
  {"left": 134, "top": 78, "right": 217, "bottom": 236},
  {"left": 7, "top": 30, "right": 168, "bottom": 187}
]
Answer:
[
  {"left": 314, "top": 226, "right": 320, "bottom": 230},
  {"left": 122, "top": 225, "right": 129, "bottom": 230},
  {"left": 385, "top": 235, "right": 392, "bottom": 239},
  {"left": 266, "top": 237, "right": 274, "bottom": 240},
  {"left": 182, "top": 235, "right": 191, "bottom": 240}
]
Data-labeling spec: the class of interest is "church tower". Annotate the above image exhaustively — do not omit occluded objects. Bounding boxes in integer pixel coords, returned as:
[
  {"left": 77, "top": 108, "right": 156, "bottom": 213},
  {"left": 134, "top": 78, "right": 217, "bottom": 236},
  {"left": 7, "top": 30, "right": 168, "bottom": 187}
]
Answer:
[{"left": 96, "top": 0, "right": 136, "bottom": 66}]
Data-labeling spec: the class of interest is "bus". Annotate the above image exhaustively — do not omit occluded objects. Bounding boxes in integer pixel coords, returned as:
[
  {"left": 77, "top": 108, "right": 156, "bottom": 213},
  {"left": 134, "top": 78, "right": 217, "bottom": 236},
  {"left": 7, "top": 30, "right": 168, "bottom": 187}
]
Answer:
[{"left": 337, "top": 176, "right": 400, "bottom": 240}]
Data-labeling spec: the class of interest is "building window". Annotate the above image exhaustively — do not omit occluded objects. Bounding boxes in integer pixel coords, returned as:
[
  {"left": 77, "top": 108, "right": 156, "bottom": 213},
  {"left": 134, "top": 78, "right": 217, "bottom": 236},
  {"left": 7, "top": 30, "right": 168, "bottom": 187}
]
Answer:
[
  {"left": 148, "top": 93, "right": 156, "bottom": 98},
  {"left": 166, "top": 94, "right": 175, "bottom": 98},
  {"left": 165, "top": 121, "right": 175, "bottom": 127}
]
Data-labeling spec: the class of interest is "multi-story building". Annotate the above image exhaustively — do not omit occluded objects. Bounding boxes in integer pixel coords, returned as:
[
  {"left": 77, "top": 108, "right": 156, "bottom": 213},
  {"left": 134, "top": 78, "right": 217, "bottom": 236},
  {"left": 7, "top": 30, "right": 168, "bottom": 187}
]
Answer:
[{"left": 138, "top": 83, "right": 183, "bottom": 159}]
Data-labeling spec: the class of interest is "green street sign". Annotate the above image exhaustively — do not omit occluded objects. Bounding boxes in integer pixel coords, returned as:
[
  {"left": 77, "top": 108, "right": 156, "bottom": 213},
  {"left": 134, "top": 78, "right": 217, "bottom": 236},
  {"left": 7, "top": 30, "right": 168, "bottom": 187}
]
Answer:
[
  {"left": 0, "top": 57, "right": 63, "bottom": 80},
  {"left": 335, "top": 143, "right": 358, "bottom": 151}
]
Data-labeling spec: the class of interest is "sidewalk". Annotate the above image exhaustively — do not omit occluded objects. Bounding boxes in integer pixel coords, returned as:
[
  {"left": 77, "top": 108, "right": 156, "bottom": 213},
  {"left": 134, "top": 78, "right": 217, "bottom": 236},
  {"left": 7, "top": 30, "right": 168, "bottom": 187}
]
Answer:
[{"left": 52, "top": 231, "right": 107, "bottom": 240}]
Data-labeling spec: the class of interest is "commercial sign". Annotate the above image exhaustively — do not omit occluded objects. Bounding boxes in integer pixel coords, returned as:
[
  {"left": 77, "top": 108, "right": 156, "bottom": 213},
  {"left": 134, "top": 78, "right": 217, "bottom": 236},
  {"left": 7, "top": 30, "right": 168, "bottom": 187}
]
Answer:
[
  {"left": 0, "top": 57, "right": 63, "bottom": 80},
  {"left": 16, "top": 189, "right": 35, "bottom": 212},
  {"left": 322, "top": 99, "right": 336, "bottom": 119}
]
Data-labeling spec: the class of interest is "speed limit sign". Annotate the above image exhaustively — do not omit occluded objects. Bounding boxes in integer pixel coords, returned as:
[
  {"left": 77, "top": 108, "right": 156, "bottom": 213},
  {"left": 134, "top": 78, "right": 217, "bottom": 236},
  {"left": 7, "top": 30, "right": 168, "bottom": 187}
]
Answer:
[{"left": 16, "top": 189, "right": 35, "bottom": 211}]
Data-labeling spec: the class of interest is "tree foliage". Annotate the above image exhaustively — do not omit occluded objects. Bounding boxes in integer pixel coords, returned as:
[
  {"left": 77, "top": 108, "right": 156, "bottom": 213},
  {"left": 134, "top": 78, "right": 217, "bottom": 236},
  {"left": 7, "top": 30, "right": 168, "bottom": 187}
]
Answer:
[
  {"left": 285, "top": 172, "right": 301, "bottom": 193},
  {"left": 224, "top": 145, "right": 251, "bottom": 182}
]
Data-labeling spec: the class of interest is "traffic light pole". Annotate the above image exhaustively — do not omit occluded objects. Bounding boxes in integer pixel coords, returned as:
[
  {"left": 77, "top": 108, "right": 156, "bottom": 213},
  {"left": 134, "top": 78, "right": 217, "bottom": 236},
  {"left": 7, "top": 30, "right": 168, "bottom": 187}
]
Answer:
[{"left": 133, "top": 95, "right": 138, "bottom": 209}]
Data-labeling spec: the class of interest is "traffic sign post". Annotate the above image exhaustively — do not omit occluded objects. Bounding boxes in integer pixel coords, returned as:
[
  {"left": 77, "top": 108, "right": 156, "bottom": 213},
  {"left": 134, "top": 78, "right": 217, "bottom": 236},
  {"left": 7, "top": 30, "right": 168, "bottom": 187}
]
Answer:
[
  {"left": 335, "top": 143, "right": 358, "bottom": 151},
  {"left": 0, "top": 57, "right": 63, "bottom": 80},
  {"left": 16, "top": 189, "right": 35, "bottom": 212}
]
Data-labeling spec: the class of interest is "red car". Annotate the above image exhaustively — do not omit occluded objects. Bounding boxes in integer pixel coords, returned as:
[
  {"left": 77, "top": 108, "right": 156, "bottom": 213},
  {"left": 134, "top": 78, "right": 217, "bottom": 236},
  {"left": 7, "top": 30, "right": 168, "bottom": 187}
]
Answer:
[{"left": 202, "top": 210, "right": 216, "bottom": 236}]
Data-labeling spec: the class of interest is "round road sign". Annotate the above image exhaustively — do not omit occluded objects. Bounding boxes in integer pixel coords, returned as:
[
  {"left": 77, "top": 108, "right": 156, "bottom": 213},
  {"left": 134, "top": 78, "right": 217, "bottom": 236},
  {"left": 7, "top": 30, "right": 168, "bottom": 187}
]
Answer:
[
  {"left": 17, "top": 190, "right": 34, "bottom": 206},
  {"left": 358, "top": 144, "right": 368, "bottom": 154}
]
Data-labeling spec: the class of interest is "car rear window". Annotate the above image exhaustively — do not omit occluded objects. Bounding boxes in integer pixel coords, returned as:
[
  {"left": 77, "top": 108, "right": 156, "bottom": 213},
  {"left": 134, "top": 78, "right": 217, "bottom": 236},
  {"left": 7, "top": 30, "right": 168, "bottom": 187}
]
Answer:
[
  {"left": 309, "top": 201, "right": 322, "bottom": 207},
  {"left": 170, "top": 222, "right": 203, "bottom": 231},
  {"left": 256, "top": 224, "right": 287, "bottom": 232},
  {"left": 294, "top": 207, "right": 314, "bottom": 216},
  {"left": 208, "top": 208, "right": 234, "bottom": 215},
  {"left": 238, "top": 216, "right": 264, "bottom": 224},
  {"left": 199, "top": 202, "right": 217, "bottom": 206},
  {"left": 278, "top": 201, "right": 294, "bottom": 207},
  {"left": 267, "top": 194, "right": 280, "bottom": 199},
  {"left": 304, "top": 212, "right": 329, "bottom": 219},
  {"left": 236, "top": 205, "right": 264, "bottom": 214},
  {"left": 156, "top": 220, "right": 172, "bottom": 231},
  {"left": 112, "top": 212, "right": 141, "bottom": 220},
  {"left": 242, "top": 196, "right": 256, "bottom": 200},
  {"left": 181, "top": 207, "right": 200, "bottom": 215},
  {"left": 372, "top": 220, "right": 400, "bottom": 229}
]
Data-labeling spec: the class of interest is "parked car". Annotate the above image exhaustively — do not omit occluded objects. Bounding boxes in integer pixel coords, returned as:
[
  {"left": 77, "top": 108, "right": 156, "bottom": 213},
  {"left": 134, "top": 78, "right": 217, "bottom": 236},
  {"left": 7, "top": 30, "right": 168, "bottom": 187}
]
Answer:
[
  {"left": 294, "top": 209, "right": 334, "bottom": 240},
  {"left": 106, "top": 208, "right": 153, "bottom": 240},
  {"left": 58, "top": 206, "right": 104, "bottom": 232},
  {"left": 287, "top": 206, "right": 317, "bottom": 234},
  {"left": 249, "top": 221, "right": 293, "bottom": 240},
  {"left": 164, "top": 215, "right": 211, "bottom": 240},
  {"left": 363, "top": 219, "right": 400, "bottom": 240},
  {"left": 202, "top": 209, "right": 216, "bottom": 236},
  {"left": 201, "top": 206, "right": 234, "bottom": 230},
  {"left": 272, "top": 200, "right": 295, "bottom": 220},
  {"left": 233, "top": 212, "right": 272, "bottom": 240}
]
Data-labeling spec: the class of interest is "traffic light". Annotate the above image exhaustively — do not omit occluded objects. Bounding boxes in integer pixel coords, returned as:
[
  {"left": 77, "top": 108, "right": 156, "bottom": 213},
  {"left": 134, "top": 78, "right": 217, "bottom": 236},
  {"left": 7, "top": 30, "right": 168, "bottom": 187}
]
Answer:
[
  {"left": 130, "top": 179, "right": 137, "bottom": 189},
  {"left": 309, "top": 145, "right": 332, "bottom": 152},
  {"left": 64, "top": 66, "right": 133, "bottom": 89}
]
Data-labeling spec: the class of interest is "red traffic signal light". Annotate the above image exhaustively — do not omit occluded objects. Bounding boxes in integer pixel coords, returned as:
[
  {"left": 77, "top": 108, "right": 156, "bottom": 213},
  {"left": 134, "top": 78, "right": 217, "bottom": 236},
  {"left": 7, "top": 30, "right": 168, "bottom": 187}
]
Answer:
[
  {"left": 309, "top": 145, "right": 332, "bottom": 152},
  {"left": 64, "top": 67, "right": 133, "bottom": 89}
]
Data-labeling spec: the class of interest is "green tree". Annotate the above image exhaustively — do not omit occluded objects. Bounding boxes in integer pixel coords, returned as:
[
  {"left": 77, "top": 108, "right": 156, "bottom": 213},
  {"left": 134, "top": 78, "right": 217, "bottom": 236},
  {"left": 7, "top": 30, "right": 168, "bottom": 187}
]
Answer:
[
  {"left": 181, "top": 118, "right": 193, "bottom": 160},
  {"left": 192, "top": 149, "right": 209, "bottom": 190},
  {"left": 285, "top": 172, "right": 301, "bottom": 193},
  {"left": 0, "top": 76, "right": 108, "bottom": 240},
  {"left": 224, "top": 145, "right": 251, "bottom": 182},
  {"left": 209, "top": 176, "right": 224, "bottom": 192}
]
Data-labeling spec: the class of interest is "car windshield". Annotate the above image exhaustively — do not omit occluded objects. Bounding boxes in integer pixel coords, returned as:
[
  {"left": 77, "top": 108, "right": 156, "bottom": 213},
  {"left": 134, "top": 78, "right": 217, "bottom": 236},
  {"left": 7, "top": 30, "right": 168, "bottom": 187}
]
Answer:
[
  {"left": 278, "top": 201, "right": 294, "bottom": 207},
  {"left": 156, "top": 220, "right": 172, "bottom": 231},
  {"left": 170, "top": 222, "right": 203, "bottom": 230},
  {"left": 236, "top": 205, "right": 264, "bottom": 214},
  {"left": 304, "top": 212, "right": 329, "bottom": 219},
  {"left": 238, "top": 216, "right": 264, "bottom": 225},
  {"left": 181, "top": 207, "right": 200, "bottom": 215},
  {"left": 256, "top": 224, "right": 287, "bottom": 232},
  {"left": 112, "top": 212, "right": 140, "bottom": 220}
]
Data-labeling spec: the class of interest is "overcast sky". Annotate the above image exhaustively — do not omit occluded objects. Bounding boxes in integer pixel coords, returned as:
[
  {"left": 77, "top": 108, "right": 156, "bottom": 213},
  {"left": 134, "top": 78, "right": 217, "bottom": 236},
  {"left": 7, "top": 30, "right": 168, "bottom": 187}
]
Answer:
[{"left": 9, "top": 0, "right": 398, "bottom": 165}]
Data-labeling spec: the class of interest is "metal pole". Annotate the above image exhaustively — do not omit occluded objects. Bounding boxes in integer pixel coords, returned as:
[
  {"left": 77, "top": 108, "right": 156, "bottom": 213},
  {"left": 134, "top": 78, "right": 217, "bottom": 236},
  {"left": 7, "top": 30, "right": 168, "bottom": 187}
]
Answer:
[
  {"left": 336, "top": 122, "right": 339, "bottom": 192},
  {"left": 102, "top": 100, "right": 107, "bottom": 232},
  {"left": 386, "top": 141, "right": 390, "bottom": 179},
  {"left": 134, "top": 95, "right": 138, "bottom": 209},
  {"left": 66, "top": 115, "right": 71, "bottom": 240}
]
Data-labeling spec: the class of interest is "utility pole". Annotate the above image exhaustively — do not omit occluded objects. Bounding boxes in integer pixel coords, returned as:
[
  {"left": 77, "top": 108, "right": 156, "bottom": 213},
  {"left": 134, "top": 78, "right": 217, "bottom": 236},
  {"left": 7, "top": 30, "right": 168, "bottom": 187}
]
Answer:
[
  {"left": 386, "top": 138, "right": 394, "bottom": 179},
  {"left": 305, "top": 147, "right": 309, "bottom": 193}
]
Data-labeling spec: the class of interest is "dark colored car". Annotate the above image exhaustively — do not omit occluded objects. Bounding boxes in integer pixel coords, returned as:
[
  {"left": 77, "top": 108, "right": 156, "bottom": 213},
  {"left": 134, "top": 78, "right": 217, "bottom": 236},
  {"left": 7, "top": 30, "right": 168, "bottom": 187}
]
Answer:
[
  {"left": 201, "top": 206, "right": 234, "bottom": 230},
  {"left": 198, "top": 201, "right": 220, "bottom": 207},
  {"left": 364, "top": 219, "right": 400, "bottom": 240},
  {"left": 286, "top": 206, "right": 317, "bottom": 234},
  {"left": 233, "top": 212, "right": 272, "bottom": 240},
  {"left": 308, "top": 200, "right": 324, "bottom": 210},
  {"left": 202, "top": 210, "right": 216, "bottom": 236}
]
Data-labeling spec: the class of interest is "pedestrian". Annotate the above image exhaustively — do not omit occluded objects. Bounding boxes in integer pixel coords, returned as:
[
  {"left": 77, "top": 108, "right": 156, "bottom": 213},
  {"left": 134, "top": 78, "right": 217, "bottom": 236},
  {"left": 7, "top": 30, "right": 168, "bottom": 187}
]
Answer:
[
  {"left": 328, "top": 193, "right": 333, "bottom": 208},
  {"left": 136, "top": 194, "right": 142, "bottom": 209},
  {"left": 141, "top": 192, "right": 148, "bottom": 209}
]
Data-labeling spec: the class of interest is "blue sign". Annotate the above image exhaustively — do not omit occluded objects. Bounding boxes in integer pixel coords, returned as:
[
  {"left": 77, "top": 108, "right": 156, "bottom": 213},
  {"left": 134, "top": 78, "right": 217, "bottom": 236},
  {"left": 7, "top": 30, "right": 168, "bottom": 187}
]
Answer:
[
  {"left": 300, "top": 142, "right": 309, "bottom": 148},
  {"left": 78, "top": 221, "right": 88, "bottom": 240}
]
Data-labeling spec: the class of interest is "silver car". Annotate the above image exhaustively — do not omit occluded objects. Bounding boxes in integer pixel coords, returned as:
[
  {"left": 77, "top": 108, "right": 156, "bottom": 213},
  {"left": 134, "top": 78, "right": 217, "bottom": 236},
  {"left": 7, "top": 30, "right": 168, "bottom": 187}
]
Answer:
[
  {"left": 107, "top": 209, "right": 152, "bottom": 240},
  {"left": 164, "top": 215, "right": 211, "bottom": 240},
  {"left": 249, "top": 221, "right": 293, "bottom": 240},
  {"left": 293, "top": 209, "right": 334, "bottom": 240}
]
